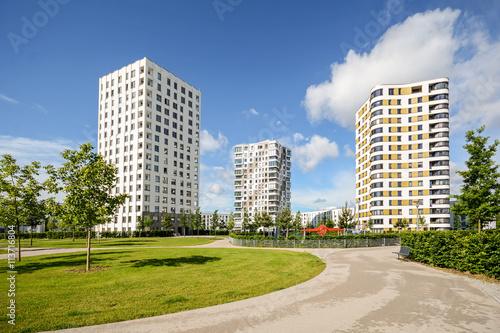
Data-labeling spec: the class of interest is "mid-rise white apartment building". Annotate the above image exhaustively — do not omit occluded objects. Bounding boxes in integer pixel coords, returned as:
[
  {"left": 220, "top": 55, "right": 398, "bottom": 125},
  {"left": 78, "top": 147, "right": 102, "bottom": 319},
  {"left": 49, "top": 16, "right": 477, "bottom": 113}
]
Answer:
[
  {"left": 355, "top": 78, "right": 450, "bottom": 232},
  {"left": 97, "top": 57, "right": 201, "bottom": 232},
  {"left": 201, "top": 212, "right": 231, "bottom": 230},
  {"left": 233, "top": 140, "right": 291, "bottom": 229},
  {"left": 296, "top": 207, "right": 355, "bottom": 228}
]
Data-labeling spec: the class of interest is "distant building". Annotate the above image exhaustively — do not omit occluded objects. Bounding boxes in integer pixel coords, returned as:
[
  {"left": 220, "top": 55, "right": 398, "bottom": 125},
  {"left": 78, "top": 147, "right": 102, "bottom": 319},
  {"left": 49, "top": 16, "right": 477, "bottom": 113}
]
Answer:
[
  {"left": 233, "top": 140, "right": 292, "bottom": 229},
  {"left": 201, "top": 212, "right": 231, "bottom": 230},
  {"left": 294, "top": 207, "right": 355, "bottom": 228}
]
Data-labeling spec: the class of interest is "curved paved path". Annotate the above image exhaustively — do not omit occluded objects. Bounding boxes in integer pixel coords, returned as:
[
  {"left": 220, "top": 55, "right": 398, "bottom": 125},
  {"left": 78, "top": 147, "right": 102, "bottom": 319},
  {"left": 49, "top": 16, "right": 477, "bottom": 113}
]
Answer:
[{"left": 4, "top": 240, "right": 500, "bottom": 332}]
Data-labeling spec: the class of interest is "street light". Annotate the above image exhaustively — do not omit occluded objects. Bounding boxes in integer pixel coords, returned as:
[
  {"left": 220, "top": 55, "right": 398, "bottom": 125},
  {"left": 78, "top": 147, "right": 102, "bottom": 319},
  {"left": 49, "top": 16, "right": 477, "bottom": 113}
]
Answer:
[{"left": 413, "top": 200, "right": 420, "bottom": 231}]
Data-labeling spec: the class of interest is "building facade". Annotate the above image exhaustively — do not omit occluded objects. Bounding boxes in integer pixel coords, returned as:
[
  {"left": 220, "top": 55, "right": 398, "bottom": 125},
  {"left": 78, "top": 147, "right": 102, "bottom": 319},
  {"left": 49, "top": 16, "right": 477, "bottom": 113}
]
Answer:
[
  {"left": 97, "top": 57, "right": 201, "bottom": 232},
  {"left": 233, "top": 140, "right": 291, "bottom": 229},
  {"left": 296, "top": 207, "right": 356, "bottom": 228},
  {"left": 355, "top": 78, "right": 450, "bottom": 232},
  {"left": 201, "top": 212, "right": 231, "bottom": 230}
]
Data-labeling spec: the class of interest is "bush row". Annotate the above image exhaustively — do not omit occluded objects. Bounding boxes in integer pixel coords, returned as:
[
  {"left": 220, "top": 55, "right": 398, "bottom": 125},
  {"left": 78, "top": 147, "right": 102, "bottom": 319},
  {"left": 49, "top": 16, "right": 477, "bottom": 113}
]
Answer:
[
  {"left": 230, "top": 232, "right": 400, "bottom": 240},
  {"left": 5, "top": 229, "right": 229, "bottom": 239},
  {"left": 401, "top": 230, "right": 500, "bottom": 279}
]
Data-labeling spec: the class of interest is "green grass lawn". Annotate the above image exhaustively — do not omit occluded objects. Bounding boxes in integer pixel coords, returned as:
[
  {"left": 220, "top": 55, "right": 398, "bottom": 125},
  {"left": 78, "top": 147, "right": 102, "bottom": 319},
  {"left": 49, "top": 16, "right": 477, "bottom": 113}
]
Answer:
[
  {"left": 0, "top": 237, "right": 217, "bottom": 248},
  {"left": 0, "top": 248, "right": 325, "bottom": 332}
]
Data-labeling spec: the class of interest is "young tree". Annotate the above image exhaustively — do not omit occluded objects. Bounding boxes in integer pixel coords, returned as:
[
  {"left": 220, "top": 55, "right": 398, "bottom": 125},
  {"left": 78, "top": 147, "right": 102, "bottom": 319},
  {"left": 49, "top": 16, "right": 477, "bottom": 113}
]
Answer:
[
  {"left": 179, "top": 211, "right": 189, "bottom": 236},
  {"left": 242, "top": 210, "right": 250, "bottom": 234},
  {"left": 162, "top": 212, "right": 172, "bottom": 230},
  {"left": 293, "top": 210, "right": 302, "bottom": 232},
  {"left": 260, "top": 211, "right": 274, "bottom": 237},
  {"left": 253, "top": 211, "right": 263, "bottom": 235},
  {"left": 451, "top": 126, "right": 500, "bottom": 233},
  {"left": 393, "top": 218, "right": 410, "bottom": 233},
  {"left": 0, "top": 155, "right": 45, "bottom": 262},
  {"left": 227, "top": 212, "right": 235, "bottom": 233},
  {"left": 416, "top": 215, "right": 427, "bottom": 231},
  {"left": 338, "top": 201, "right": 355, "bottom": 230},
  {"left": 277, "top": 207, "right": 293, "bottom": 238},
  {"left": 210, "top": 209, "right": 219, "bottom": 236},
  {"left": 366, "top": 217, "right": 374, "bottom": 232},
  {"left": 305, "top": 222, "right": 313, "bottom": 229},
  {"left": 193, "top": 208, "right": 202, "bottom": 236},
  {"left": 326, "top": 218, "right": 335, "bottom": 229},
  {"left": 45, "top": 143, "right": 128, "bottom": 271},
  {"left": 143, "top": 215, "right": 154, "bottom": 234},
  {"left": 321, "top": 212, "right": 328, "bottom": 226}
]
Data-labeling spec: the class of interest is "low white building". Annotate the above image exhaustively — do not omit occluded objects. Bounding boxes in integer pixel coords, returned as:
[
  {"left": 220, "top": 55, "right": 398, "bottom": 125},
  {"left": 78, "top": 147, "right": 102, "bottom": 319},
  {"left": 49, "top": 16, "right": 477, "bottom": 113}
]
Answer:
[{"left": 294, "top": 207, "right": 356, "bottom": 228}]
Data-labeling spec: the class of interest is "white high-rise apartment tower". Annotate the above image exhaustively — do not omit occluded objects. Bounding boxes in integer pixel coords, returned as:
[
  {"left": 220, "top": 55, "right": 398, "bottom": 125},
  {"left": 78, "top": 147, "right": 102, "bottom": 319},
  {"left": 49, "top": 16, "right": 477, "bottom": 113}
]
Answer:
[
  {"left": 233, "top": 140, "right": 291, "bottom": 229},
  {"left": 355, "top": 78, "right": 450, "bottom": 232},
  {"left": 97, "top": 58, "right": 201, "bottom": 233}
]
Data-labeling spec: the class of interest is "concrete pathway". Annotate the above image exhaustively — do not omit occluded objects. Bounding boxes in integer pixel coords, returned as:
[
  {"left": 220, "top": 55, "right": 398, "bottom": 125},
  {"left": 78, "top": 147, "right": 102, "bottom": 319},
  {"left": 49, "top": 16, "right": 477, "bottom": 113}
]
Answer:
[{"left": 24, "top": 239, "right": 497, "bottom": 333}]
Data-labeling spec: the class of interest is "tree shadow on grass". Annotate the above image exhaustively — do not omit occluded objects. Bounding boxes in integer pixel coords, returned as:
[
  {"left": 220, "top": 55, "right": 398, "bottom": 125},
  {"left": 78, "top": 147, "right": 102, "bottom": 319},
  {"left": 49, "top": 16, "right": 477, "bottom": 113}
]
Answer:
[
  {"left": 16, "top": 251, "right": 124, "bottom": 274},
  {"left": 124, "top": 255, "right": 221, "bottom": 268}
]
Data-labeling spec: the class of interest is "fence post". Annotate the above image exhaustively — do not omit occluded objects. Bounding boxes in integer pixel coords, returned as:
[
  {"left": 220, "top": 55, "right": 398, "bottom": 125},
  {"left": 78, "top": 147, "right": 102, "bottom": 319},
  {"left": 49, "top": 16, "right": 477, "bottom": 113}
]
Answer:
[
  {"left": 319, "top": 239, "right": 321, "bottom": 248},
  {"left": 344, "top": 239, "right": 346, "bottom": 248},
  {"left": 294, "top": 239, "right": 296, "bottom": 248},
  {"left": 366, "top": 238, "right": 368, "bottom": 247},
  {"left": 384, "top": 238, "right": 386, "bottom": 246}
]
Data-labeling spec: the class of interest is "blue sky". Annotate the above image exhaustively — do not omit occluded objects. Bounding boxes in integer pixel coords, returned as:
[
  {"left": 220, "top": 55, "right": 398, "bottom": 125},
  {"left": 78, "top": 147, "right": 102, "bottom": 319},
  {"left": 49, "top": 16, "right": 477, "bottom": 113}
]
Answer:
[{"left": 1, "top": 0, "right": 500, "bottom": 213}]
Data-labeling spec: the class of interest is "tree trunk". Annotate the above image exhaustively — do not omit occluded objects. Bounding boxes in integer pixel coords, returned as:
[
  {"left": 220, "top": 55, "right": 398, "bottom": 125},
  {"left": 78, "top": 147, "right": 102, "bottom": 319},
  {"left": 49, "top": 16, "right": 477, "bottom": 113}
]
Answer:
[
  {"left": 17, "top": 220, "right": 21, "bottom": 262},
  {"left": 30, "top": 225, "right": 33, "bottom": 246},
  {"left": 478, "top": 218, "right": 481, "bottom": 234},
  {"left": 86, "top": 226, "right": 91, "bottom": 272},
  {"left": 72, "top": 228, "right": 75, "bottom": 241}
]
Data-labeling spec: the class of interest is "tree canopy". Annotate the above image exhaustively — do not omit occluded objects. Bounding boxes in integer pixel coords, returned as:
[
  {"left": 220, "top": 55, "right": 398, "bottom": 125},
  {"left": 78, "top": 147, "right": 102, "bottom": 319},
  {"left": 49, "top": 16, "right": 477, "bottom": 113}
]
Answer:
[{"left": 451, "top": 126, "right": 500, "bottom": 232}]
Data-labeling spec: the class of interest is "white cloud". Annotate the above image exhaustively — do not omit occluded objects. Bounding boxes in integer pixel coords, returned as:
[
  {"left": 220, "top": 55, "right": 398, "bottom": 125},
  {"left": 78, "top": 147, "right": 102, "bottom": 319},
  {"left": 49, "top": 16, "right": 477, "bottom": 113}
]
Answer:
[
  {"left": 303, "top": 8, "right": 500, "bottom": 133},
  {"left": 200, "top": 130, "right": 228, "bottom": 154},
  {"left": 242, "top": 108, "right": 259, "bottom": 118},
  {"left": 293, "top": 133, "right": 305, "bottom": 143},
  {"left": 0, "top": 135, "right": 74, "bottom": 167},
  {"left": 207, "top": 183, "right": 225, "bottom": 195},
  {"left": 34, "top": 103, "right": 48, "bottom": 115},
  {"left": 294, "top": 135, "right": 339, "bottom": 172},
  {"left": 292, "top": 171, "right": 356, "bottom": 212},
  {"left": 343, "top": 144, "right": 355, "bottom": 157},
  {"left": 0, "top": 94, "right": 18, "bottom": 104}
]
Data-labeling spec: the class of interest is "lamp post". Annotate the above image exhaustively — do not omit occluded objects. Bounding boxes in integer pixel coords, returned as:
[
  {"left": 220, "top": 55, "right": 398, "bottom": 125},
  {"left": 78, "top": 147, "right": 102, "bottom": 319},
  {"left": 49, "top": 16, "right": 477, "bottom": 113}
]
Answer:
[{"left": 413, "top": 200, "right": 420, "bottom": 232}]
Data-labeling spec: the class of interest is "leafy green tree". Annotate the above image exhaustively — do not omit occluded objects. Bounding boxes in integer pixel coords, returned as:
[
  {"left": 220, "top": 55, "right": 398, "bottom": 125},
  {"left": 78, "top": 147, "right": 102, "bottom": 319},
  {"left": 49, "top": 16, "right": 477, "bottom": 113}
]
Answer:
[
  {"left": 227, "top": 212, "right": 235, "bottom": 232},
  {"left": 260, "top": 211, "right": 274, "bottom": 236},
  {"left": 162, "top": 212, "right": 172, "bottom": 230},
  {"left": 180, "top": 211, "right": 189, "bottom": 236},
  {"left": 305, "top": 222, "right": 313, "bottom": 229},
  {"left": 393, "top": 218, "right": 409, "bottom": 229},
  {"left": 321, "top": 212, "right": 328, "bottom": 226},
  {"left": 0, "top": 155, "right": 45, "bottom": 262},
  {"left": 416, "top": 215, "right": 427, "bottom": 231},
  {"left": 277, "top": 207, "right": 293, "bottom": 238},
  {"left": 210, "top": 209, "right": 219, "bottom": 236},
  {"left": 47, "top": 218, "right": 59, "bottom": 232},
  {"left": 326, "top": 218, "right": 335, "bottom": 228},
  {"left": 45, "top": 142, "right": 128, "bottom": 271},
  {"left": 293, "top": 210, "right": 302, "bottom": 231},
  {"left": 192, "top": 208, "right": 202, "bottom": 236},
  {"left": 143, "top": 215, "right": 154, "bottom": 234},
  {"left": 242, "top": 210, "right": 250, "bottom": 234},
  {"left": 338, "top": 201, "right": 355, "bottom": 230},
  {"left": 366, "top": 217, "right": 374, "bottom": 232},
  {"left": 451, "top": 126, "right": 500, "bottom": 233},
  {"left": 253, "top": 211, "right": 263, "bottom": 235}
]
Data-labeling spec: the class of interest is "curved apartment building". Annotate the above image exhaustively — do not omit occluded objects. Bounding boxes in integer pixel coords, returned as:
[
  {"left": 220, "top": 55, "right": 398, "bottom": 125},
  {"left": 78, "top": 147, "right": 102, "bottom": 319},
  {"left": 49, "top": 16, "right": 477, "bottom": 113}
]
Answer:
[{"left": 355, "top": 78, "right": 450, "bottom": 232}]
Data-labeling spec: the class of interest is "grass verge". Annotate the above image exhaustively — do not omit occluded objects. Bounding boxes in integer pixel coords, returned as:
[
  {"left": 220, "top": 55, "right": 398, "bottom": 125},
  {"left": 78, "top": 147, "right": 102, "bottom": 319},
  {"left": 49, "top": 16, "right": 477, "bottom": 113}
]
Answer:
[
  {"left": 0, "top": 248, "right": 325, "bottom": 332},
  {"left": 0, "top": 237, "right": 217, "bottom": 248}
]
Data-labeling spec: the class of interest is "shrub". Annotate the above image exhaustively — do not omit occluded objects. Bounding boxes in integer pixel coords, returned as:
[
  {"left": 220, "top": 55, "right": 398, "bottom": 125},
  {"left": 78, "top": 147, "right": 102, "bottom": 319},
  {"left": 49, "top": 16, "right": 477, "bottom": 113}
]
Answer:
[{"left": 401, "top": 230, "right": 500, "bottom": 279}]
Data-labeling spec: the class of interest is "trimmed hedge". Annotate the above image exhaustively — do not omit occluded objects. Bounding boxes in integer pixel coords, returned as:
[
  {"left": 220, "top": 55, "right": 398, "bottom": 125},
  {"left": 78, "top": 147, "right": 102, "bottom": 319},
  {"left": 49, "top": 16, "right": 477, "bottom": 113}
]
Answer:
[
  {"left": 401, "top": 230, "right": 500, "bottom": 279},
  {"left": 230, "top": 232, "right": 400, "bottom": 241}
]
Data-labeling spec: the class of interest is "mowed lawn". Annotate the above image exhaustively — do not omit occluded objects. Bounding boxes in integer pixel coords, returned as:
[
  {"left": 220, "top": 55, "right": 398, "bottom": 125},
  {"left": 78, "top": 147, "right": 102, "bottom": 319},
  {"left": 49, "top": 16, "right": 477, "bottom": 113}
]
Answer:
[
  {"left": 0, "top": 236, "right": 218, "bottom": 248},
  {"left": 0, "top": 248, "right": 325, "bottom": 332}
]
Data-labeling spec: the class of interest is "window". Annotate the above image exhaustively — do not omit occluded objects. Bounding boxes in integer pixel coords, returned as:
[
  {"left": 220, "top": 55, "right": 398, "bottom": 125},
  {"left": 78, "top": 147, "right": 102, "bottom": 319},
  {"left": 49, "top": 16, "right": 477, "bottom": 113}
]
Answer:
[{"left": 389, "top": 88, "right": 394, "bottom": 95}]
